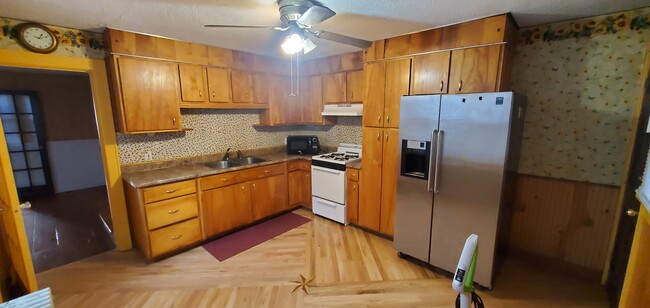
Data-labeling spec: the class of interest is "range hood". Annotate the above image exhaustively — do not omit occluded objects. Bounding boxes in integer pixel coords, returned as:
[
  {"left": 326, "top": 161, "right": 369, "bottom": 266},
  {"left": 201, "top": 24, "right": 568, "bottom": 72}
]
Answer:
[{"left": 321, "top": 104, "right": 363, "bottom": 116}]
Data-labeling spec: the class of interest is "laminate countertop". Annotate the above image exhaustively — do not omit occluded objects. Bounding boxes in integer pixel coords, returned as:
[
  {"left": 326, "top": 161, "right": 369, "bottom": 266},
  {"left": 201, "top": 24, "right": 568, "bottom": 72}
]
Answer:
[
  {"left": 122, "top": 152, "right": 314, "bottom": 188},
  {"left": 347, "top": 161, "right": 362, "bottom": 170}
]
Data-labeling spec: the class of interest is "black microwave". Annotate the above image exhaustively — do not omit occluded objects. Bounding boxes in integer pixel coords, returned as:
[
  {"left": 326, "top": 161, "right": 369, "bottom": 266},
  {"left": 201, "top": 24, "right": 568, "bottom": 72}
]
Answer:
[{"left": 287, "top": 136, "right": 320, "bottom": 155}]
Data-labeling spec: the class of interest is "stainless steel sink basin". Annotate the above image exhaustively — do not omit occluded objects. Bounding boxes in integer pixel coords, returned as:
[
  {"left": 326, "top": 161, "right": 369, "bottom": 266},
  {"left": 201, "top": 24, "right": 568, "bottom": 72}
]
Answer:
[
  {"left": 204, "top": 160, "right": 241, "bottom": 169},
  {"left": 235, "top": 157, "right": 267, "bottom": 165}
]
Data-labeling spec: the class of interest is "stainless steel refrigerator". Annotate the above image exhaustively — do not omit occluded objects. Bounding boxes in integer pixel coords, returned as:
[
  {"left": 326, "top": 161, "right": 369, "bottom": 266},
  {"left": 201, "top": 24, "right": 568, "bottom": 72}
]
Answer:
[{"left": 394, "top": 92, "right": 526, "bottom": 289}]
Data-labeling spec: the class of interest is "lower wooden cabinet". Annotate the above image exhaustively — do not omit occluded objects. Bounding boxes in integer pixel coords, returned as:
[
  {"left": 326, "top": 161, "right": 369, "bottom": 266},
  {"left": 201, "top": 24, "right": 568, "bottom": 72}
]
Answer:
[
  {"left": 201, "top": 183, "right": 252, "bottom": 238},
  {"left": 287, "top": 160, "right": 312, "bottom": 208},
  {"left": 346, "top": 168, "right": 360, "bottom": 225},
  {"left": 149, "top": 218, "right": 202, "bottom": 257},
  {"left": 251, "top": 174, "right": 288, "bottom": 221}
]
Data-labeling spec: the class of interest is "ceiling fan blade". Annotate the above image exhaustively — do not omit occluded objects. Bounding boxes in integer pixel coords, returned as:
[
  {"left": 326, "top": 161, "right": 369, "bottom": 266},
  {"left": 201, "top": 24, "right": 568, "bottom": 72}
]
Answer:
[
  {"left": 297, "top": 5, "right": 335, "bottom": 26},
  {"left": 204, "top": 25, "right": 283, "bottom": 30},
  {"left": 310, "top": 30, "right": 372, "bottom": 49}
]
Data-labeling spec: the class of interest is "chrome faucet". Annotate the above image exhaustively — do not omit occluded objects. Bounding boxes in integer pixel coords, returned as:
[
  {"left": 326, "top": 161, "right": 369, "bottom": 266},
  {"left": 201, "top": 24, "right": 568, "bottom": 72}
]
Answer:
[{"left": 222, "top": 148, "right": 231, "bottom": 160}]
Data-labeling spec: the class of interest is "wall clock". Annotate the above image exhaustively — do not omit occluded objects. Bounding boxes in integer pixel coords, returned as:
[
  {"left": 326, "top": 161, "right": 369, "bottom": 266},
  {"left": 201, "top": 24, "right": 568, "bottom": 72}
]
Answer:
[{"left": 15, "top": 23, "right": 59, "bottom": 54}]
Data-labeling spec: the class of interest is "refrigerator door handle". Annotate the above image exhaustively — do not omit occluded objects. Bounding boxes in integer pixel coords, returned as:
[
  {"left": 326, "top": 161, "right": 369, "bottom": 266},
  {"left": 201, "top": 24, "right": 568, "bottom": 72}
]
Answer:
[
  {"left": 428, "top": 129, "right": 439, "bottom": 192},
  {"left": 433, "top": 130, "right": 443, "bottom": 193}
]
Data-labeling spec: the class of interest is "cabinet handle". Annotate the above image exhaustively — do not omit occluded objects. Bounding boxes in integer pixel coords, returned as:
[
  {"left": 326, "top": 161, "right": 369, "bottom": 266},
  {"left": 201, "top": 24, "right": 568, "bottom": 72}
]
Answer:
[
  {"left": 253, "top": 183, "right": 256, "bottom": 191},
  {"left": 386, "top": 115, "right": 390, "bottom": 123},
  {"left": 385, "top": 133, "right": 388, "bottom": 141},
  {"left": 165, "top": 189, "right": 177, "bottom": 194},
  {"left": 199, "top": 90, "right": 202, "bottom": 97},
  {"left": 221, "top": 178, "right": 229, "bottom": 182},
  {"left": 171, "top": 234, "right": 183, "bottom": 240},
  {"left": 440, "top": 80, "right": 444, "bottom": 91},
  {"left": 241, "top": 185, "right": 245, "bottom": 190},
  {"left": 306, "top": 174, "right": 309, "bottom": 178},
  {"left": 353, "top": 184, "right": 357, "bottom": 190},
  {"left": 264, "top": 170, "right": 270, "bottom": 173},
  {"left": 211, "top": 91, "right": 215, "bottom": 98},
  {"left": 377, "top": 116, "right": 381, "bottom": 123},
  {"left": 458, "top": 80, "right": 463, "bottom": 92},
  {"left": 167, "top": 209, "right": 180, "bottom": 214},
  {"left": 172, "top": 117, "right": 176, "bottom": 125},
  {"left": 377, "top": 133, "right": 380, "bottom": 141}
]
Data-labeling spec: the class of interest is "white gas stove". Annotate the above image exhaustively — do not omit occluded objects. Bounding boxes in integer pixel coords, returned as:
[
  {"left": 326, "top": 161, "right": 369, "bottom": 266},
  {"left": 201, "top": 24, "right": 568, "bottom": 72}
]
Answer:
[{"left": 311, "top": 144, "right": 361, "bottom": 224}]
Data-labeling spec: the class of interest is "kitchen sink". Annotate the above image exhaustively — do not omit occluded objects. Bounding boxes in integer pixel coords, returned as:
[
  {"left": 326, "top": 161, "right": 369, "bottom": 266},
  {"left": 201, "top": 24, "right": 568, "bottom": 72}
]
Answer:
[
  {"left": 203, "top": 160, "right": 241, "bottom": 169},
  {"left": 235, "top": 157, "right": 267, "bottom": 165}
]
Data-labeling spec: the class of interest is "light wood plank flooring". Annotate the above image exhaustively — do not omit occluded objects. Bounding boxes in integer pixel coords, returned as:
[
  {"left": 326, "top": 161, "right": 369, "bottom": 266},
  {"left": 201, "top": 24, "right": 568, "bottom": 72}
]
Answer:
[{"left": 36, "top": 209, "right": 608, "bottom": 307}]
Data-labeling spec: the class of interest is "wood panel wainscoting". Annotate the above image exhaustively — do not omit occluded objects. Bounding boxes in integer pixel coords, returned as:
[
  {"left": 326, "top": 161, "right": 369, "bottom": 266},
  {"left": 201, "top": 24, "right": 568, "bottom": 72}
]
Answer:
[{"left": 509, "top": 174, "right": 620, "bottom": 277}]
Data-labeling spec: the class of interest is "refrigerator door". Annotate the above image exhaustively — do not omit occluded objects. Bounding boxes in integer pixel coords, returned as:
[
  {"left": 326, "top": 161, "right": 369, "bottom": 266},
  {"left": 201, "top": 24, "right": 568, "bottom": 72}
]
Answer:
[
  {"left": 394, "top": 95, "right": 441, "bottom": 262},
  {"left": 429, "top": 92, "right": 514, "bottom": 288}
]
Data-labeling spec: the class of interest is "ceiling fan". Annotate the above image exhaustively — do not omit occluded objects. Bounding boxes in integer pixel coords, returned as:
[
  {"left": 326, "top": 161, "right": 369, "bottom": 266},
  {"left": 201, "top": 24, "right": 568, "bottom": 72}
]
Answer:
[{"left": 205, "top": 0, "right": 372, "bottom": 54}]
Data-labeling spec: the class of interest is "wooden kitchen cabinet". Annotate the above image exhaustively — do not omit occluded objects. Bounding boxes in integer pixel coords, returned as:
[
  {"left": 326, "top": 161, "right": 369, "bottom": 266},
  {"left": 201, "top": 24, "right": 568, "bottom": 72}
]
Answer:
[
  {"left": 362, "top": 58, "right": 411, "bottom": 128},
  {"left": 252, "top": 73, "right": 269, "bottom": 104},
  {"left": 301, "top": 75, "right": 323, "bottom": 124},
  {"left": 346, "top": 168, "right": 360, "bottom": 225},
  {"left": 449, "top": 45, "right": 502, "bottom": 94},
  {"left": 201, "top": 183, "right": 252, "bottom": 238},
  {"left": 251, "top": 174, "right": 288, "bottom": 220},
  {"left": 411, "top": 51, "right": 451, "bottom": 95},
  {"left": 206, "top": 67, "right": 231, "bottom": 103},
  {"left": 324, "top": 72, "right": 347, "bottom": 103},
  {"left": 358, "top": 127, "right": 398, "bottom": 236},
  {"left": 358, "top": 127, "right": 383, "bottom": 231},
  {"left": 362, "top": 62, "right": 386, "bottom": 127},
  {"left": 288, "top": 170, "right": 311, "bottom": 208},
  {"left": 346, "top": 70, "right": 364, "bottom": 103},
  {"left": 231, "top": 70, "right": 254, "bottom": 103},
  {"left": 178, "top": 64, "right": 207, "bottom": 102},
  {"left": 109, "top": 56, "right": 182, "bottom": 133}
]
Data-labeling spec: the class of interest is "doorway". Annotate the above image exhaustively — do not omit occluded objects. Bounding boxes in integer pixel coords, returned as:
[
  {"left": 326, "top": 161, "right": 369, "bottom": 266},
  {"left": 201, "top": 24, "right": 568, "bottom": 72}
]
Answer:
[{"left": 0, "top": 68, "right": 115, "bottom": 272}]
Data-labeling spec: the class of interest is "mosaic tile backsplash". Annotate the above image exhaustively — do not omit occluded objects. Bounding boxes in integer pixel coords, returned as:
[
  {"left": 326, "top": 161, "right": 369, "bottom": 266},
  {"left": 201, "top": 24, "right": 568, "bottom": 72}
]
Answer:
[
  {"left": 512, "top": 7, "right": 650, "bottom": 185},
  {"left": 117, "top": 109, "right": 362, "bottom": 164}
]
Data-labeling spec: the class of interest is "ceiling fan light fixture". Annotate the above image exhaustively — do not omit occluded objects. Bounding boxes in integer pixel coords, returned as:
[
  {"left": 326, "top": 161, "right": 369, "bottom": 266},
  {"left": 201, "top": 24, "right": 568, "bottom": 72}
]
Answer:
[
  {"left": 281, "top": 33, "right": 304, "bottom": 54},
  {"left": 303, "top": 36, "right": 316, "bottom": 54}
]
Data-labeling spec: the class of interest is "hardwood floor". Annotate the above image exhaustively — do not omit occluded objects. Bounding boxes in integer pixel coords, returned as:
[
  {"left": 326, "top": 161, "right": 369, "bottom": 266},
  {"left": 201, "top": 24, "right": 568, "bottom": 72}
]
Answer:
[{"left": 36, "top": 209, "right": 608, "bottom": 307}]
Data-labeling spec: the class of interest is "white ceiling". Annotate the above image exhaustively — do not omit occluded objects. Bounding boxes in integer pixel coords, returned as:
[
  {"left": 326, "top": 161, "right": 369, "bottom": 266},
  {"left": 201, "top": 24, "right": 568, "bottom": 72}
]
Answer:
[{"left": 2, "top": 0, "right": 648, "bottom": 59}]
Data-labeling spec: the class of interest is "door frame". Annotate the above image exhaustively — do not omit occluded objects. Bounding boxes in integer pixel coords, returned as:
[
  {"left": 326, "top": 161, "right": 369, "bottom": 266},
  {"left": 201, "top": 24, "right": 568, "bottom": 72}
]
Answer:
[
  {"left": 0, "top": 49, "right": 132, "bottom": 251},
  {"left": 601, "top": 48, "right": 650, "bottom": 283}
]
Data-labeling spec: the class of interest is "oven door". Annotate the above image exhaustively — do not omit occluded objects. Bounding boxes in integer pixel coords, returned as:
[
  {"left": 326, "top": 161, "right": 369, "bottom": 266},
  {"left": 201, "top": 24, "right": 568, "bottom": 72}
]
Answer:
[{"left": 311, "top": 165, "right": 346, "bottom": 204}]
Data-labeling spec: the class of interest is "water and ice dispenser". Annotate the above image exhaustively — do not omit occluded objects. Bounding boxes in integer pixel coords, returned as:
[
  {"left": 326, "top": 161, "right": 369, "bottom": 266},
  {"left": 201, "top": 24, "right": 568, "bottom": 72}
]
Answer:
[{"left": 400, "top": 140, "right": 431, "bottom": 180}]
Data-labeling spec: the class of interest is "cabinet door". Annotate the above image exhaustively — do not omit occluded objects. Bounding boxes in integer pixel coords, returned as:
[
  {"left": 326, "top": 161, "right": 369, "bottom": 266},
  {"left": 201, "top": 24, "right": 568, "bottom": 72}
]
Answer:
[
  {"left": 178, "top": 64, "right": 207, "bottom": 102},
  {"left": 323, "top": 72, "right": 346, "bottom": 103},
  {"left": 379, "top": 129, "right": 399, "bottom": 236},
  {"left": 251, "top": 174, "right": 288, "bottom": 220},
  {"left": 253, "top": 73, "right": 269, "bottom": 104},
  {"left": 346, "top": 179, "right": 359, "bottom": 225},
  {"left": 449, "top": 45, "right": 501, "bottom": 94},
  {"left": 117, "top": 57, "right": 181, "bottom": 132},
  {"left": 303, "top": 171, "right": 312, "bottom": 209},
  {"left": 206, "top": 67, "right": 231, "bottom": 103},
  {"left": 201, "top": 183, "right": 252, "bottom": 238},
  {"left": 346, "top": 70, "right": 364, "bottom": 103},
  {"left": 411, "top": 52, "right": 451, "bottom": 95},
  {"left": 384, "top": 58, "right": 411, "bottom": 128},
  {"left": 231, "top": 70, "right": 254, "bottom": 103},
  {"left": 288, "top": 170, "right": 303, "bottom": 207},
  {"left": 301, "top": 75, "right": 325, "bottom": 124},
  {"left": 362, "top": 62, "right": 385, "bottom": 127},
  {"left": 358, "top": 127, "right": 383, "bottom": 231}
]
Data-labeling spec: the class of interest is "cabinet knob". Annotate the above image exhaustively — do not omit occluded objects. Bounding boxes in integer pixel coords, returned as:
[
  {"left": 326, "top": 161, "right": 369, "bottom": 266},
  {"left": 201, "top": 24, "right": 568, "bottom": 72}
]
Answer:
[
  {"left": 167, "top": 209, "right": 180, "bottom": 214},
  {"left": 172, "top": 117, "right": 176, "bottom": 125},
  {"left": 353, "top": 184, "right": 357, "bottom": 190},
  {"left": 253, "top": 183, "right": 256, "bottom": 190},
  {"left": 385, "top": 134, "right": 388, "bottom": 141},
  {"left": 458, "top": 80, "right": 463, "bottom": 92},
  {"left": 212, "top": 91, "right": 215, "bottom": 98},
  {"left": 221, "top": 178, "right": 229, "bottom": 182},
  {"left": 377, "top": 116, "right": 381, "bottom": 123},
  {"left": 626, "top": 209, "right": 638, "bottom": 217},
  {"left": 440, "top": 80, "right": 444, "bottom": 92},
  {"left": 386, "top": 116, "right": 390, "bottom": 123},
  {"left": 199, "top": 90, "right": 202, "bottom": 97},
  {"left": 241, "top": 185, "right": 245, "bottom": 190},
  {"left": 377, "top": 133, "right": 380, "bottom": 141}
]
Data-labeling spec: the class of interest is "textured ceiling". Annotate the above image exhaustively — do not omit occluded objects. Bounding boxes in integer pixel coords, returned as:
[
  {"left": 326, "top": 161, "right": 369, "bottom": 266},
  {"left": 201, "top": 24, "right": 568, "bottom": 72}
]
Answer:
[{"left": 2, "top": 0, "right": 648, "bottom": 59}]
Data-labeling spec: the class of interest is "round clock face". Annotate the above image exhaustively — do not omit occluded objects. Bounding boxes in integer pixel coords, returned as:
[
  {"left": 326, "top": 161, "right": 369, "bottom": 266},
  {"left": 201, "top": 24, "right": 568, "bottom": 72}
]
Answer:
[{"left": 18, "top": 24, "right": 58, "bottom": 53}]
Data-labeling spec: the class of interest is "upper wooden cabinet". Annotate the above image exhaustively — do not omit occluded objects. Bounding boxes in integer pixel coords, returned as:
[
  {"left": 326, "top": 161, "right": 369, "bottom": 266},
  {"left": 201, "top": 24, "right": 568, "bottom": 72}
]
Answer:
[
  {"left": 206, "top": 67, "right": 231, "bottom": 103},
  {"left": 324, "top": 72, "right": 346, "bottom": 103},
  {"left": 109, "top": 56, "right": 182, "bottom": 133},
  {"left": 411, "top": 51, "right": 451, "bottom": 95},
  {"left": 449, "top": 45, "right": 502, "bottom": 94},
  {"left": 346, "top": 70, "right": 364, "bottom": 103},
  {"left": 362, "top": 58, "right": 411, "bottom": 129},
  {"left": 252, "top": 73, "right": 269, "bottom": 104},
  {"left": 231, "top": 70, "right": 254, "bottom": 103},
  {"left": 178, "top": 64, "right": 207, "bottom": 102}
]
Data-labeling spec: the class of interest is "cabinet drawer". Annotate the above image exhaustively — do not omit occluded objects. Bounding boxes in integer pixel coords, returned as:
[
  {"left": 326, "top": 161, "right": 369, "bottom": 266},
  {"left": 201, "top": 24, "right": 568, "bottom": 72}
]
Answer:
[
  {"left": 347, "top": 168, "right": 360, "bottom": 182},
  {"left": 239, "top": 163, "right": 286, "bottom": 182},
  {"left": 287, "top": 159, "right": 310, "bottom": 172},
  {"left": 150, "top": 218, "right": 201, "bottom": 257},
  {"left": 145, "top": 195, "right": 198, "bottom": 230},
  {"left": 201, "top": 172, "right": 241, "bottom": 191},
  {"left": 142, "top": 180, "right": 196, "bottom": 204}
]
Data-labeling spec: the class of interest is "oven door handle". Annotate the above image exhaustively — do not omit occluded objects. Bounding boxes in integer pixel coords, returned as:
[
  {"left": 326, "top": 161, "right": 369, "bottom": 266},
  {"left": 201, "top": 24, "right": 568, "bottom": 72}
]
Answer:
[
  {"left": 312, "top": 165, "right": 342, "bottom": 175},
  {"left": 315, "top": 198, "right": 337, "bottom": 208}
]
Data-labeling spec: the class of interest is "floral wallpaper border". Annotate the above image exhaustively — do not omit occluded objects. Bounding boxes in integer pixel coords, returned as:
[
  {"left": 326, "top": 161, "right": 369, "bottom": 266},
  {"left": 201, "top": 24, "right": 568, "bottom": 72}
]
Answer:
[
  {"left": 0, "top": 17, "right": 104, "bottom": 59},
  {"left": 520, "top": 7, "right": 650, "bottom": 44}
]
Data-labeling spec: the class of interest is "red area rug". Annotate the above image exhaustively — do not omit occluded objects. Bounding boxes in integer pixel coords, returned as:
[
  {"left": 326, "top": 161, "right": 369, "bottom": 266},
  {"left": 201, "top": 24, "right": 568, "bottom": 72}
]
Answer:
[{"left": 202, "top": 212, "right": 311, "bottom": 261}]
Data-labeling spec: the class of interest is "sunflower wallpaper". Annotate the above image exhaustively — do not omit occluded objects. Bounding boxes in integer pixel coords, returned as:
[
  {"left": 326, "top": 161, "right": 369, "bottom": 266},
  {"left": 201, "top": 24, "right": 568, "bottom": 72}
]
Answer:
[{"left": 512, "top": 7, "right": 650, "bottom": 186}]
